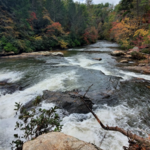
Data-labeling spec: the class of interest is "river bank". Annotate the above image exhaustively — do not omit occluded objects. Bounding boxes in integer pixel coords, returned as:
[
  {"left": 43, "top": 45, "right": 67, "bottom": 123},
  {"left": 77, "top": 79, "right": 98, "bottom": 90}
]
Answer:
[{"left": 111, "top": 50, "right": 150, "bottom": 74}]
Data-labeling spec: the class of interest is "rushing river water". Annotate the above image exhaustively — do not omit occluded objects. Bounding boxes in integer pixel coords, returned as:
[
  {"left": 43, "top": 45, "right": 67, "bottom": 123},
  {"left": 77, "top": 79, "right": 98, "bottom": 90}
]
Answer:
[{"left": 0, "top": 41, "right": 150, "bottom": 150}]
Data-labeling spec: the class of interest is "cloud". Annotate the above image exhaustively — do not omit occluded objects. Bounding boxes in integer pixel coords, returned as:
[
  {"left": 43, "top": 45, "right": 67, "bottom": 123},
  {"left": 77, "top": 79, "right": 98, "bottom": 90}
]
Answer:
[
  {"left": 93, "top": 0, "right": 120, "bottom": 5},
  {"left": 75, "top": 0, "right": 120, "bottom": 5}
]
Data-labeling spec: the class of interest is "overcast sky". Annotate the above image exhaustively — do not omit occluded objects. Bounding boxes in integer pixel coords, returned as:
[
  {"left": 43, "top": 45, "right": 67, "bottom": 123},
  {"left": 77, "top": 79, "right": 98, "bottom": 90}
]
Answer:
[{"left": 74, "top": 0, "right": 120, "bottom": 5}]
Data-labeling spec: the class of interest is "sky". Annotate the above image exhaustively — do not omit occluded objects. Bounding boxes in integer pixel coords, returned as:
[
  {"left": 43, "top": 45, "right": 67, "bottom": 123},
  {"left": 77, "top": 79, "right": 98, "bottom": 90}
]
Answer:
[{"left": 74, "top": 0, "right": 120, "bottom": 5}]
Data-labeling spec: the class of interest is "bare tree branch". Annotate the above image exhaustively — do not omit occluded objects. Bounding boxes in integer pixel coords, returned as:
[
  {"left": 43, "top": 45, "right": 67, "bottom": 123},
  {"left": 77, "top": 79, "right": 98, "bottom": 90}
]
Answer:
[
  {"left": 80, "top": 86, "right": 150, "bottom": 148},
  {"left": 83, "top": 84, "right": 93, "bottom": 98}
]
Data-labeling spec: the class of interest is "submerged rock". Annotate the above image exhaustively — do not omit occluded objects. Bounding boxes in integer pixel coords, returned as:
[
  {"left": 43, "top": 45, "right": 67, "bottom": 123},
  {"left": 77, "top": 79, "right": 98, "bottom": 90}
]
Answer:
[
  {"left": 111, "top": 50, "right": 126, "bottom": 56},
  {"left": 23, "top": 132, "right": 102, "bottom": 150},
  {"left": 93, "top": 58, "right": 102, "bottom": 61}
]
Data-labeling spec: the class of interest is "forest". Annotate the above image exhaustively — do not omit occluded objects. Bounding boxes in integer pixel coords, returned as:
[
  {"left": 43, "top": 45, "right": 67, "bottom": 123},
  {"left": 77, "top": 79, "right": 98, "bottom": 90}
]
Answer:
[{"left": 1, "top": 0, "right": 150, "bottom": 54}]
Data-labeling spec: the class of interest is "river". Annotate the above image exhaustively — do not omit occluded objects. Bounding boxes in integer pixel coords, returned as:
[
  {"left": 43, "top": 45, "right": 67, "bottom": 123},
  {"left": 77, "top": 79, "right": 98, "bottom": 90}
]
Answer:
[{"left": 0, "top": 41, "right": 150, "bottom": 150}]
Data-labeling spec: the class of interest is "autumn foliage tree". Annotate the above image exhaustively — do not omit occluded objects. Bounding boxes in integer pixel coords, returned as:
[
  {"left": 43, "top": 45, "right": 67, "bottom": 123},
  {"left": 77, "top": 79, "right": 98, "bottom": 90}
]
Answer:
[{"left": 83, "top": 27, "right": 98, "bottom": 44}]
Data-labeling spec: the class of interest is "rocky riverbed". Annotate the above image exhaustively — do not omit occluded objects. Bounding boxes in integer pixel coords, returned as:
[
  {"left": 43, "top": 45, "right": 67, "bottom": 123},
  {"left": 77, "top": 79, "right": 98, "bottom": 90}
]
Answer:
[{"left": 1, "top": 41, "right": 150, "bottom": 150}]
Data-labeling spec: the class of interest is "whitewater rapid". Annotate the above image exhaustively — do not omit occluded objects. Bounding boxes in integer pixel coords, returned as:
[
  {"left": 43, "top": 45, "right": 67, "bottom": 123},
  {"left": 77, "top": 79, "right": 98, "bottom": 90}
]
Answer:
[{"left": 0, "top": 41, "right": 150, "bottom": 150}]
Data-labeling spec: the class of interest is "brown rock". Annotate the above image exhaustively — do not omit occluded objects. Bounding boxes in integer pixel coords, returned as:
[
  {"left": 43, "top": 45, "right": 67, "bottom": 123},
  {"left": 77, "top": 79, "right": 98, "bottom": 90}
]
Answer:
[
  {"left": 111, "top": 50, "right": 126, "bottom": 56},
  {"left": 123, "top": 55, "right": 132, "bottom": 58},
  {"left": 0, "top": 51, "right": 64, "bottom": 58},
  {"left": 123, "top": 66, "right": 150, "bottom": 74},
  {"left": 120, "top": 59, "right": 128, "bottom": 63},
  {"left": 23, "top": 132, "right": 102, "bottom": 150}
]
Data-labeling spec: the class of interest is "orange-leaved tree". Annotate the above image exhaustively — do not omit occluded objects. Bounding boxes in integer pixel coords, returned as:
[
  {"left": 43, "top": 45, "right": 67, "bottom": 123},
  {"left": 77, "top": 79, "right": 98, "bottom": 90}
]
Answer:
[{"left": 83, "top": 26, "right": 98, "bottom": 44}]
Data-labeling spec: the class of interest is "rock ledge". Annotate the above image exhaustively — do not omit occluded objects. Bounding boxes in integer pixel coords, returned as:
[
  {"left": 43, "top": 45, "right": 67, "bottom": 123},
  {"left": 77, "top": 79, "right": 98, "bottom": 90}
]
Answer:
[{"left": 23, "top": 132, "right": 102, "bottom": 150}]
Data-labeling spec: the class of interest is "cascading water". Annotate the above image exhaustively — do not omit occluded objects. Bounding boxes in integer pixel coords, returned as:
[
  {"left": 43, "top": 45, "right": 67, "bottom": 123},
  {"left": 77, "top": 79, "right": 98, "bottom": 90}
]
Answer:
[{"left": 0, "top": 41, "right": 150, "bottom": 150}]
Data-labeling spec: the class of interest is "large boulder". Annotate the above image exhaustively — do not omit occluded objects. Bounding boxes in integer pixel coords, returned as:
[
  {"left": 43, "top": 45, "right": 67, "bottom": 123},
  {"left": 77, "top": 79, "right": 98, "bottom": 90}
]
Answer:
[
  {"left": 23, "top": 132, "right": 102, "bottom": 150},
  {"left": 42, "top": 91, "right": 93, "bottom": 114},
  {"left": 22, "top": 91, "right": 93, "bottom": 114},
  {"left": 111, "top": 50, "right": 126, "bottom": 56}
]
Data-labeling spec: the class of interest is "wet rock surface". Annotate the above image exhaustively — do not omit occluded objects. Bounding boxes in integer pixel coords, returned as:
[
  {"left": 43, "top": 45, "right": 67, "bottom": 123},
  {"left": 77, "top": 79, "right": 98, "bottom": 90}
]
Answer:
[
  {"left": 42, "top": 90, "right": 93, "bottom": 114},
  {"left": 23, "top": 90, "right": 94, "bottom": 114},
  {"left": 0, "top": 80, "right": 22, "bottom": 95},
  {"left": 123, "top": 66, "right": 150, "bottom": 74}
]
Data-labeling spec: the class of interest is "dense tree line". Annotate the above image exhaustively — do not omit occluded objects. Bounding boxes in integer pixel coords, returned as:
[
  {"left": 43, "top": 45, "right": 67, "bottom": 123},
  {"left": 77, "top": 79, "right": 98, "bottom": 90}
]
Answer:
[
  {"left": 1, "top": 0, "right": 149, "bottom": 54},
  {"left": 0, "top": 0, "right": 104, "bottom": 53},
  {"left": 102, "top": 0, "right": 150, "bottom": 51}
]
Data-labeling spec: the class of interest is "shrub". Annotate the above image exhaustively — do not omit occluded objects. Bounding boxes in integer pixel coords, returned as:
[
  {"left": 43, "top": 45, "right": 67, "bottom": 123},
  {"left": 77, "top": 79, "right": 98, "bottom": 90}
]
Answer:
[
  {"left": 59, "top": 39, "right": 68, "bottom": 49},
  {"left": 11, "top": 102, "right": 62, "bottom": 150},
  {"left": 4, "top": 43, "right": 18, "bottom": 53},
  {"left": 141, "top": 48, "right": 150, "bottom": 54},
  {"left": 74, "top": 39, "right": 81, "bottom": 46},
  {"left": 131, "top": 51, "right": 146, "bottom": 60}
]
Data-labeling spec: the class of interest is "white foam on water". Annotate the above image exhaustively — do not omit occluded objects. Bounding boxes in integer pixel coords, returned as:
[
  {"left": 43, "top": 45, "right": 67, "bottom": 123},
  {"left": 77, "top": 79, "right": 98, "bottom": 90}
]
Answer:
[
  {"left": 119, "top": 70, "right": 150, "bottom": 81},
  {"left": 68, "top": 48, "right": 85, "bottom": 51},
  {"left": 65, "top": 56, "right": 112, "bottom": 75},
  {"left": 40, "top": 102, "right": 55, "bottom": 109},
  {"left": 87, "top": 47, "right": 113, "bottom": 52},
  {"left": 0, "top": 117, "right": 18, "bottom": 150},
  {"left": 52, "top": 63, "right": 73, "bottom": 67},
  {"left": 0, "top": 70, "right": 79, "bottom": 119},
  {"left": 0, "top": 89, "right": 6, "bottom": 96},
  {"left": 65, "top": 55, "right": 150, "bottom": 81},
  {"left": 90, "top": 41, "right": 119, "bottom": 48},
  {"left": 0, "top": 71, "right": 23, "bottom": 83},
  {"left": 0, "top": 70, "right": 80, "bottom": 149},
  {"left": 62, "top": 104, "right": 139, "bottom": 150}
]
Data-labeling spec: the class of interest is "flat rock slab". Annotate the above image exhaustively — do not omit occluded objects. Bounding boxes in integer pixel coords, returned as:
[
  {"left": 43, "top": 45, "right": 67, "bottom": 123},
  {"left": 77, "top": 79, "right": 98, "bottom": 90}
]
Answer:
[
  {"left": 23, "top": 132, "right": 102, "bottom": 150},
  {"left": 111, "top": 50, "right": 126, "bottom": 56},
  {"left": 120, "top": 59, "right": 128, "bottom": 63},
  {"left": 0, "top": 51, "right": 64, "bottom": 58},
  {"left": 123, "top": 66, "right": 150, "bottom": 74}
]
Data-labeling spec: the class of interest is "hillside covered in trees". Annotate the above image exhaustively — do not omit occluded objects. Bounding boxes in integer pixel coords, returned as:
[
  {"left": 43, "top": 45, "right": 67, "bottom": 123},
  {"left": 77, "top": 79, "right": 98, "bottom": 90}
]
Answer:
[{"left": 0, "top": 0, "right": 150, "bottom": 54}]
